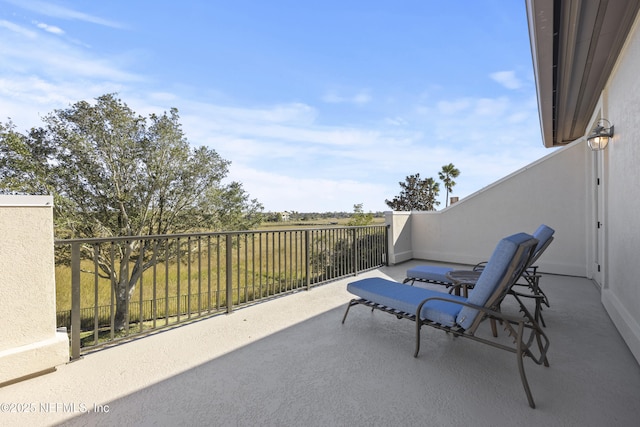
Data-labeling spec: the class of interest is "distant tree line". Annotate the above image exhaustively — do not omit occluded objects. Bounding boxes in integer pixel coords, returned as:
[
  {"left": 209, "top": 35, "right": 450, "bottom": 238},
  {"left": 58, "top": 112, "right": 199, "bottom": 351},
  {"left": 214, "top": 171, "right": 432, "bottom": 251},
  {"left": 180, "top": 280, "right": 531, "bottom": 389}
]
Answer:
[{"left": 263, "top": 210, "right": 385, "bottom": 222}]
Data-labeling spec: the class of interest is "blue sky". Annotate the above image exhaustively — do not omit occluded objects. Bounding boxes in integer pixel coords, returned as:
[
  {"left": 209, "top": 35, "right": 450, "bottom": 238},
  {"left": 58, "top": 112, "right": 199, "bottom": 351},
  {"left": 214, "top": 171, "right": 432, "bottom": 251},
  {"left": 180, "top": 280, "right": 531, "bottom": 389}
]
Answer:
[{"left": 0, "top": 0, "right": 552, "bottom": 212}]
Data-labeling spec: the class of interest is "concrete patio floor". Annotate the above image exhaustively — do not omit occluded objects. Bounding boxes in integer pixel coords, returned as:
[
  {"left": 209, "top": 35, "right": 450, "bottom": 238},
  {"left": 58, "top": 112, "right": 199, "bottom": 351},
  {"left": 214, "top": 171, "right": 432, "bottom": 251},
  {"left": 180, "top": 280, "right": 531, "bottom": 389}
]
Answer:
[{"left": 2, "top": 261, "right": 640, "bottom": 427}]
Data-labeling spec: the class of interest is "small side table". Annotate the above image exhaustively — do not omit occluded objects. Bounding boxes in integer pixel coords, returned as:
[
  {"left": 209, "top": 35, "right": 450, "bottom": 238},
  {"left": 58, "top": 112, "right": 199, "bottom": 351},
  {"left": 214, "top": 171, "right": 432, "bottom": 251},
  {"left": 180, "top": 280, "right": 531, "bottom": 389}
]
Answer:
[{"left": 445, "top": 270, "right": 481, "bottom": 297}]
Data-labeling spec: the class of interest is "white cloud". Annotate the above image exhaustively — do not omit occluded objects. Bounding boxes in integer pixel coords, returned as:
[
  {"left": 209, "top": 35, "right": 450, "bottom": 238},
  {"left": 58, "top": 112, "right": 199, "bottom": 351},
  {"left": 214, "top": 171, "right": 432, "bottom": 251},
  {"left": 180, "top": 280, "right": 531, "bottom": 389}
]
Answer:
[
  {"left": 490, "top": 70, "right": 522, "bottom": 89},
  {"left": 0, "top": 21, "right": 140, "bottom": 84},
  {"left": 226, "top": 165, "right": 389, "bottom": 213},
  {"left": 436, "top": 99, "right": 471, "bottom": 115},
  {"left": 322, "top": 89, "right": 372, "bottom": 105},
  {"left": 0, "top": 20, "right": 37, "bottom": 38},
  {"left": 5, "top": 0, "right": 123, "bottom": 28},
  {"left": 384, "top": 116, "right": 408, "bottom": 126},
  {"left": 34, "top": 21, "right": 64, "bottom": 35}
]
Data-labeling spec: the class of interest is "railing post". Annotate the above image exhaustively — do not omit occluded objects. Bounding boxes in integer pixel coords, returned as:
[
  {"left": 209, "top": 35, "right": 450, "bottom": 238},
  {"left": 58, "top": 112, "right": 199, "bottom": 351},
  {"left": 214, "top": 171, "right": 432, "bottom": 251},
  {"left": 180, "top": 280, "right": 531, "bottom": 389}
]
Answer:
[
  {"left": 71, "top": 242, "right": 81, "bottom": 360},
  {"left": 385, "top": 224, "right": 390, "bottom": 266},
  {"left": 226, "top": 234, "right": 233, "bottom": 313}
]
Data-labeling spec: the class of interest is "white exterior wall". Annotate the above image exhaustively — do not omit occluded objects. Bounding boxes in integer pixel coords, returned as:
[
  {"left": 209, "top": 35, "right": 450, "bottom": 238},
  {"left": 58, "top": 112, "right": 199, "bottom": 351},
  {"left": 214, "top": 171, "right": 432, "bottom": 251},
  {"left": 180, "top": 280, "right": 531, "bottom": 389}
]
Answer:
[
  {"left": 387, "top": 140, "right": 589, "bottom": 276},
  {"left": 0, "top": 195, "right": 69, "bottom": 385},
  {"left": 599, "top": 12, "right": 640, "bottom": 364},
  {"left": 385, "top": 211, "right": 412, "bottom": 264}
]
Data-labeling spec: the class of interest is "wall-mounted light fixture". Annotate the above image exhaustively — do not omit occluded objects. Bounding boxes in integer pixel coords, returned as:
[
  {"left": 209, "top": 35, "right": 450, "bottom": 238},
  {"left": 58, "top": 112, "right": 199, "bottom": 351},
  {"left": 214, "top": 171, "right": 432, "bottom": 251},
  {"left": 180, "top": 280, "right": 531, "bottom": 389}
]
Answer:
[{"left": 587, "top": 119, "right": 614, "bottom": 151}]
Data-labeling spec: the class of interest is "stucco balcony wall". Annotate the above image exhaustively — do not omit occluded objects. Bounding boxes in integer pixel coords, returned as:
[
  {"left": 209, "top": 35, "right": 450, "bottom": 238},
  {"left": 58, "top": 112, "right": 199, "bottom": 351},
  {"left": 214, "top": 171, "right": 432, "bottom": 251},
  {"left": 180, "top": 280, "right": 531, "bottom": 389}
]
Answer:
[
  {"left": 0, "top": 195, "right": 69, "bottom": 385},
  {"left": 387, "top": 140, "right": 589, "bottom": 276}
]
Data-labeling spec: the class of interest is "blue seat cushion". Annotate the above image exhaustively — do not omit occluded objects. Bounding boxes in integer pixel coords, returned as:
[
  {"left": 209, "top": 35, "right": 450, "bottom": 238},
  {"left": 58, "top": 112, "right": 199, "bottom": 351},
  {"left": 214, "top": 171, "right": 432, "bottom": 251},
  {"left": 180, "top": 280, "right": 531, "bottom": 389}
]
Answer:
[
  {"left": 456, "top": 232, "right": 534, "bottom": 329},
  {"left": 347, "top": 277, "right": 467, "bottom": 327},
  {"left": 405, "top": 265, "right": 454, "bottom": 283}
]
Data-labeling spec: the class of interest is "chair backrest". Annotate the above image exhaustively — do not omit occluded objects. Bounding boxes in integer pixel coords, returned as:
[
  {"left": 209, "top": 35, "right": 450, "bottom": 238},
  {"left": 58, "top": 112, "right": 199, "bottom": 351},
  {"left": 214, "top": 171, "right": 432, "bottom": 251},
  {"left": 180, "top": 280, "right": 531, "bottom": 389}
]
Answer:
[
  {"left": 530, "top": 224, "right": 555, "bottom": 266},
  {"left": 456, "top": 233, "right": 538, "bottom": 331}
]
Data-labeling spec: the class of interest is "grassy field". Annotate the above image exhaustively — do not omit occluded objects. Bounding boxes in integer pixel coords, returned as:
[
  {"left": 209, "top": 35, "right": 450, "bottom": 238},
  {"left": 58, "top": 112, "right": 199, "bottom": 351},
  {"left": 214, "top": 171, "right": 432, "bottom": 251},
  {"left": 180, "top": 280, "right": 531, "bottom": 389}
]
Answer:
[{"left": 55, "top": 219, "right": 384, "bottom": 313}]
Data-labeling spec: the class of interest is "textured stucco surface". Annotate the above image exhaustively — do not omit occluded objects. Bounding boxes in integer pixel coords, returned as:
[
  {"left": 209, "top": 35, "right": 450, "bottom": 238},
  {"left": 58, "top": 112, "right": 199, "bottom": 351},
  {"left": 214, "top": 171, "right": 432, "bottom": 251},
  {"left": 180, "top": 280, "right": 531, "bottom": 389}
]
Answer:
[
  {"left": 389, "top": 140, "right": 588, "bottom": 276},
  {"left": 601, "top": 8, "right": 640, "bottom": 365},
  {"left": 0, "top": 196, "right": 69, "bottom": 384},
  {"left": 0, "top": 200, "right": 57, "bottom": 348}
]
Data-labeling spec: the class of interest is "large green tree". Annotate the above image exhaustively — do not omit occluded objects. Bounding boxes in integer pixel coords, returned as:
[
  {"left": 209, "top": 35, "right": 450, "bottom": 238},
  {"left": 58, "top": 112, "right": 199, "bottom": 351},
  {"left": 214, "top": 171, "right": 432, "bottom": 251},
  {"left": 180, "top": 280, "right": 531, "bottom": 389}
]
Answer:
[
  {"left": 2, "top": 93, "right": 263, "bottom": 329},
  {"left": 0, "top": 121, "right": 52, "bottom": 195},
  {"left": 385, "top": 173, "right": 440, "bottom": 211},
  {"left": 438, "top": 163, "right": 460, "bottom": 207}
]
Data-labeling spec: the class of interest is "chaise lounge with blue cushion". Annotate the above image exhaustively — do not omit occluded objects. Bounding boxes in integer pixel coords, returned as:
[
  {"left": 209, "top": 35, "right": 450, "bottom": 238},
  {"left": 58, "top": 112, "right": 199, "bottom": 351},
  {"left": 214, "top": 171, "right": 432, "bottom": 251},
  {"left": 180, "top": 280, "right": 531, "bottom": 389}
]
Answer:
[
  {"left": 404, "top": 224, "right": 555, "bottom": 325},
  {"left": 341, "top": 232, "right": 550, "bottom": 408}
]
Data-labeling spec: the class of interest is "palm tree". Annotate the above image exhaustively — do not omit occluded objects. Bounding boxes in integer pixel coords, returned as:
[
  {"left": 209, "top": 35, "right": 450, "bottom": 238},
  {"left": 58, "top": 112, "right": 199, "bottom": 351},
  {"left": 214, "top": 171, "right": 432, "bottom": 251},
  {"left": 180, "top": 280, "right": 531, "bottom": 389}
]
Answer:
[{"left": 438, "top": 163, "right": 460, "bottom": 207}]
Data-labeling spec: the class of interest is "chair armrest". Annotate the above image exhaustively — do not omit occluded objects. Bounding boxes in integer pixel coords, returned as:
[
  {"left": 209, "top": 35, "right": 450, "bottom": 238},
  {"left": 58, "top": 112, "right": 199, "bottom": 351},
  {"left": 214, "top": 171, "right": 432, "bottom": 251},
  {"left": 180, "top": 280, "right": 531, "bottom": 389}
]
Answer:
[
  {"left": 416, "top": 295, "right": 532, "bottom": 326},
  {"left": 472, "top": 261, "right": 488, "bottom": 271}
]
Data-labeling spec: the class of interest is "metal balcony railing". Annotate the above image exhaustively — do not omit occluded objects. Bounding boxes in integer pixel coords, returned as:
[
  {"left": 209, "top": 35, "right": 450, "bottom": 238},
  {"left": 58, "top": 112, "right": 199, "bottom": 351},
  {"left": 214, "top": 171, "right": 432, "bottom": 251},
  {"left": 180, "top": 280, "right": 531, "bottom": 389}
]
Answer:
[{"left": 54, "top": 225, "right": 388, "bottom": 359}]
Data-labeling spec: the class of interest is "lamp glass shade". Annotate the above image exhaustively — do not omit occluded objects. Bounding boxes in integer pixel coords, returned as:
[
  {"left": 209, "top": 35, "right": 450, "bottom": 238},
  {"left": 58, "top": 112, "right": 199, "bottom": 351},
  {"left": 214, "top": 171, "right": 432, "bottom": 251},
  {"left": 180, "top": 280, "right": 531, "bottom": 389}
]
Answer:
[{"left": 588, "top": 135, "right": 609, "bottom": 151}]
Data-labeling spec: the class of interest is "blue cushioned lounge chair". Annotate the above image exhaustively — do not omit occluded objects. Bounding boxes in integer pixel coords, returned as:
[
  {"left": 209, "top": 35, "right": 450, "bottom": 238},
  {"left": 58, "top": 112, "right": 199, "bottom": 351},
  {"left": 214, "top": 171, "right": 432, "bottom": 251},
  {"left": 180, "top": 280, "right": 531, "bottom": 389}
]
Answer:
[
  {"left": 342, "top": 232, "right": 550, "bottom": 408},
  {"left": 404, "top": 225, "right": 554, "bottom": 325}
]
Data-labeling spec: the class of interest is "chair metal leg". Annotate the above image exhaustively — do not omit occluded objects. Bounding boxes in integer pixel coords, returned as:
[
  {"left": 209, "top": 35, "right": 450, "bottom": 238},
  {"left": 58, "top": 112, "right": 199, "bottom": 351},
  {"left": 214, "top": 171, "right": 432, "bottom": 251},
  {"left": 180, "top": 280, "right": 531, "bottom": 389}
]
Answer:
[
  {"left": 414, "top": 320, "right": 422, "bottom": 358},
  {"left": 515, "top": 321, "right": 536, "bottom": 409},
  {"left": 342, "top": 300, "right": 356, "bottom": 324}
]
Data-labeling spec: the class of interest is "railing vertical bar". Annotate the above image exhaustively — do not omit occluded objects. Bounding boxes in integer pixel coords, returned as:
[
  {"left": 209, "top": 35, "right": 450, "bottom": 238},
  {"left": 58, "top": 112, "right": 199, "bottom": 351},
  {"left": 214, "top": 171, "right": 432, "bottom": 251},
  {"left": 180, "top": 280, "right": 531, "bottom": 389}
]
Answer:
[
  {"left": 241, "top": 234, "right": 246, "bottom": 303},
  {"left": 276, "top": 231, "right": 281, "bottom": 294},
  {"left": 273, "top": 231, "right": 277, "bottom": 294},
  {"left": 187, "top": 237, "right": 192, "bottom": 318},
  {"left": 93, "top": 243, "right": 99, "bottom": 346},
  {"left": 293, "top": 231, "right": 298, "bottom": 289},
  {"left": 297, "top": 230, "right": 301, "bottom": 289},
  {"left": 305, "top": 230, "right": 310, "bottom": 290},
  {"left": 245, "top": 233, "right": 250, "bottom": 301},
  {"left": 288, "top": 231, "right": 293, "bottom": 290},
  {"left": 70, "top": 242, "right": 81, "bottom": 360},
  {"left": 207, "top": 236, "right": 212, "bottom": 313},
  {"left": 271, "top": 232, "right": 275, "bottom": 295},
  {"left": 335, "top": 228, "right": 339, "bottom": 278},
  {"left": 139, "top": 245, "right": 144, "bottom": 333},
  {"left": 352, "top": 228, "right": 358, "bottom": 276},
  {"left": 216, "top": 235, "right": 221, "bottom": 310},
  {"left": 124, "top": 242, "right": 130, "bottom": 335},
  {"left": 284, "top": 231, "right": 294, "bottom": 291},
  {"left": 226, "top": 234, "right": 233, "bottom": 313},
  {"left": 293, "top": 231, "right": 297, "bottom": 289},
  {"left": 336, "top": 228, "right": 340, "bottom": 279},
  {"left": 110, "top": 243, "right": 115, "bottom": 340},
  {"left": 164, "top": 239, "right": 170, "bottom": 326},
  {"left": 322, "top": 229, "right": 327, "bottom": 280},
  {"left": 251, "top": 233, "right": 256, "bottom": 301},
  {"left": 235, "top": 234, "right": 240, "bottom": 303},
  {"left": 197, "top": 237, "right": 202, "bottom": 316},
  {"left": 282, "top": 231, "right": 286, "bottom": 291},
  {"left": 259, "top": 232, "right": 264, "bottom": 299},
  {"left": 176, "top": 238, "right": 181, "bottom": 323},
  {"left": 374, "top": 227, "right": 378, "bottom": 266},
  {"left": 152, "top": 239, "right": 158, "bottom": 328},
  {"left": 268, "top": 232, "right": 273, "bottom": 296},
  {"left": 279, "top": 231, "right": 283, "bottom": 293},
  {"left": 311, "top": 230, "right": 324, "bottom": 284}
]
